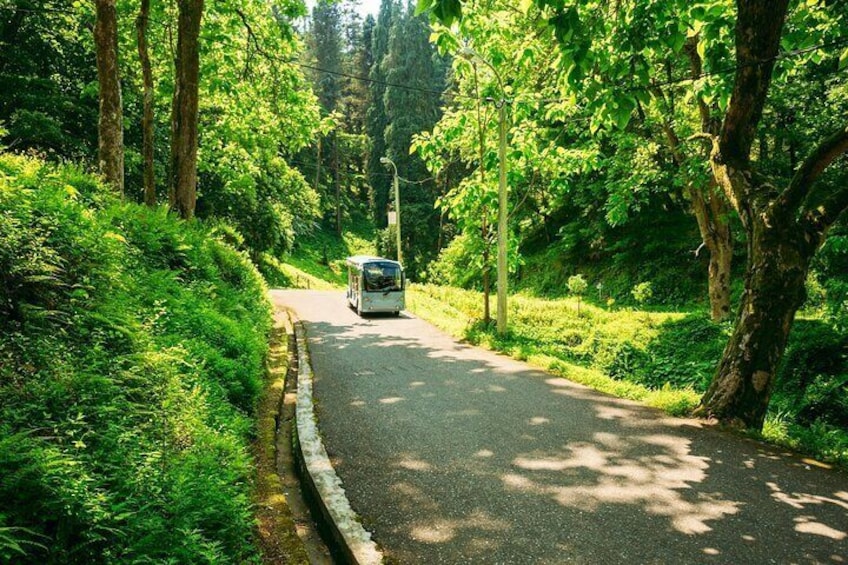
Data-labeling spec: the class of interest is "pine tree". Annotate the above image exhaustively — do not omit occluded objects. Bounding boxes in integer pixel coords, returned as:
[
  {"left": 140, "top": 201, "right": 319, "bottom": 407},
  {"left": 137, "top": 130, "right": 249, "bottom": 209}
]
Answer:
[
  {"left": 381, "top": 1, "right": 445, "bottom": 274},
  {"left": 365, "top": 0, "right": 396, "bottom": 226}
]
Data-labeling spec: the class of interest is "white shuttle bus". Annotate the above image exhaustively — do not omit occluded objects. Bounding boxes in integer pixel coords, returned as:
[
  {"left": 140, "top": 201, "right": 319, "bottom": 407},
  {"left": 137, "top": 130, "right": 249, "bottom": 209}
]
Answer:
[{"left": 346, "top": 255, "right": 405, "bottom": 316}]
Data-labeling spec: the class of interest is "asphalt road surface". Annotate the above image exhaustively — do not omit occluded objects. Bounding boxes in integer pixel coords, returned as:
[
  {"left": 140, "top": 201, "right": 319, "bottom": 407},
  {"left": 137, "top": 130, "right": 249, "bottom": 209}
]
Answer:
[{"left": 272, "top": 289, "right": 848, "bottom": 564}]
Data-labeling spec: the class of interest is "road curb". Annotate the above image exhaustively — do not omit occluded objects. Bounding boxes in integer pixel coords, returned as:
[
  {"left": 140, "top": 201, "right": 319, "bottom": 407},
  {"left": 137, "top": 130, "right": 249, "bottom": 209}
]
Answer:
[{"left": 290, "top": 318, "right": 384, "bottom": 565}]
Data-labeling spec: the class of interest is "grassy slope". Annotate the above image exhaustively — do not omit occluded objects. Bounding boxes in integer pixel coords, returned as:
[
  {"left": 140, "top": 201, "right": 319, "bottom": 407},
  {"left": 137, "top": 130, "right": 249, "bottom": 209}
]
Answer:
[
  {"left": 277, "top": 225, "right": 848, "bottom": 467},
  {"left": 0, "top": 154, "right": 274, "bottom": 562},
  {"left": 269, "top": 217, "right": 376, "bottom": 289}
]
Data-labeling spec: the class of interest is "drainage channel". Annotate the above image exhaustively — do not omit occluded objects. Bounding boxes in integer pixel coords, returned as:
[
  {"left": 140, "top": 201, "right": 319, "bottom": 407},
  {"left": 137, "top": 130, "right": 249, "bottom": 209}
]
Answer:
[{"left": 275, "top": 319, "right": 334, "bottom": 565}]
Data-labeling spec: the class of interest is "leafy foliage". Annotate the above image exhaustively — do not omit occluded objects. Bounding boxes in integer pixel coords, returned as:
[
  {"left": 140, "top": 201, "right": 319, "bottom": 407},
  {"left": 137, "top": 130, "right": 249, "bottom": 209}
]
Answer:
[{"left": 0, "top": 154, "right": 270, "bottom": 562}]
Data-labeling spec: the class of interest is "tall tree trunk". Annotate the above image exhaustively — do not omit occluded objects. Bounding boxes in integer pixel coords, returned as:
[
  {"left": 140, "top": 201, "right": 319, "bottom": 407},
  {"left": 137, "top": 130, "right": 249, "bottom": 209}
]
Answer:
[
  {"left": 170, "top": 0, "right": 203, "bottom": 219},
  {"left": 94, "top": 0, "right": 124, "bottom": 193},
  {"left": 690, "top": 185, "right": 733, "bottom": 321},
  {"left": 699, "top": 212, "right": 811, "bottom": 428},
  {"left": 334, "top": 135, "right": 342, "bottom": 236},
  {"left": 314, "top": 136, "right": 322, "bottom": 193},
  {"left": 137, "top": 0, "right": 156, "bottom": 206}
]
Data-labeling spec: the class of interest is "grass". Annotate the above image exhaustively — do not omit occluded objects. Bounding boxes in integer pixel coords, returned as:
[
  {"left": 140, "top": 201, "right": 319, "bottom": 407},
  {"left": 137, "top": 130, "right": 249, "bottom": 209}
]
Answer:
[
  {"left": 407, "top": 285, "right": 702, "bottom": 417},
  {"left": 266, "top": 217, "right": 375, "bottom": 289}
]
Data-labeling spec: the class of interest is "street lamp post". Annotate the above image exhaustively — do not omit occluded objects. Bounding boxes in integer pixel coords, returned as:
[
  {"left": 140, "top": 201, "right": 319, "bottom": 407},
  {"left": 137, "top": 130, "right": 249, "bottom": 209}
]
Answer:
[
  {"left": 460, "top": 46, "right": 509, "bottom": 335},
  {"left": 380, "top": 156, "right": 402, "bottom": 266}
]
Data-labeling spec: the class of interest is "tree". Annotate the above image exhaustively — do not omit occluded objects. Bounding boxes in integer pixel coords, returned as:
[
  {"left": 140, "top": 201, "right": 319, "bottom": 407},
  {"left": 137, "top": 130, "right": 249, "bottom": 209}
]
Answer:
[
  {"left": 136, "top": 0, "right": 155, "bottom": 206},
  {"left": 697, "top": 0, "right": 848, "bottom": 428},
  {"left": 421, "top": 0, "right": 848, "bottom": 429},
  {"left": 94, "top": 0, "right": 123, "bottom": 193},
  {"left": 382, "top": 1, "right": 445, "bottom": 274},
  {"left": 0, "top": 1, "right": 98, "bottom": 158},
  {"left": 420, "top": 0, "right": 735, "bottom": 321},
  {"left": 308, "top": 0, "right": 345, "bottom": 233},
  {"left": 170, "top": 0, "right": 204, "bottom": 219},
  {"left": 366, "top": 0, "right": 396, "bottom": 225}
]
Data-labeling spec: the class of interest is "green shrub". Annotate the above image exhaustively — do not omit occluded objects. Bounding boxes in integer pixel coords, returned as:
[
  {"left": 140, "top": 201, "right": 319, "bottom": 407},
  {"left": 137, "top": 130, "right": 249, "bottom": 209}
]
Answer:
[{"left": 0, "top": 154, "right": 270, "bottom": 562}]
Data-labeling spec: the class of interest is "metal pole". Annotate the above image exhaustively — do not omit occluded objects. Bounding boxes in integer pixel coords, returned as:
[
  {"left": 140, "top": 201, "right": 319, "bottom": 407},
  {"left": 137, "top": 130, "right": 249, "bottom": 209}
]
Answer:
[
  {"left": 393, "top": 167, "right": 402, "bottom": 265},
  {"left": 496, "top": 100, "right": 507, "bottom": 335}
]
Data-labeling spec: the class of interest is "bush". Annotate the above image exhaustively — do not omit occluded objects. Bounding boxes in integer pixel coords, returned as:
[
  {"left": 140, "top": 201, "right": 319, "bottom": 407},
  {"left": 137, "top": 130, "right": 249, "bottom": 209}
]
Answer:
[{"left": 0, "top": 154, "right": 270, "bottom": 562}]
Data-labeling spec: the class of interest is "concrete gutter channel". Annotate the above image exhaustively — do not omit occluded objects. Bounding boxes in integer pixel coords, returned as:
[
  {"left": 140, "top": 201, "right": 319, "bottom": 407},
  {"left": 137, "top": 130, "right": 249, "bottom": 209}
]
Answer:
[{"left": 289, "top": 316, "right": 385, "bottom": 565}]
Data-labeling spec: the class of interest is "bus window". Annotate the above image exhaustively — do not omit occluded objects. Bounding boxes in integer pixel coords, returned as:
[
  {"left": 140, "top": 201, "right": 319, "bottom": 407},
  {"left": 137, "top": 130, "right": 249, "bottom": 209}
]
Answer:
[{"left": 363, "top": 262, "right": 402, "bottom": 292}]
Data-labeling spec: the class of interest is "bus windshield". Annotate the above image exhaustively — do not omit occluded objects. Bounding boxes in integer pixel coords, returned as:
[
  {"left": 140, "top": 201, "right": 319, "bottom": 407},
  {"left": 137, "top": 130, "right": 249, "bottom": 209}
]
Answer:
[{"left": 363, "top": 262, "right": 403, "bottom": 292}]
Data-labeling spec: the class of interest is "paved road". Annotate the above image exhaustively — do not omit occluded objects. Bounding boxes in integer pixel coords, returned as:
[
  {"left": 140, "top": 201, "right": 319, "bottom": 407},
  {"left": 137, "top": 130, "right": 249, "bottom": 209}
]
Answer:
[{"left": 272, "top": 290, "right": 848, "bottom": 564}]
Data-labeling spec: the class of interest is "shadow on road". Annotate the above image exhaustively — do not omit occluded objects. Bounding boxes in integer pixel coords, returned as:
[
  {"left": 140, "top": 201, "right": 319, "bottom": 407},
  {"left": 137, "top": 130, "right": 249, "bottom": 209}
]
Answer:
[{"left": 280, "top": 291, "right": 847, "bottom": 564}]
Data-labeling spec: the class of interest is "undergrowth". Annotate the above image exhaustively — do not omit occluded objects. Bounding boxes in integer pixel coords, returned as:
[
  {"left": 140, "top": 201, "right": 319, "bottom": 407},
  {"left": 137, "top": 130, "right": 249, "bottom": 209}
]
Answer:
[{"left": 0, "top": 153, "right": 271, "bottom": 562}]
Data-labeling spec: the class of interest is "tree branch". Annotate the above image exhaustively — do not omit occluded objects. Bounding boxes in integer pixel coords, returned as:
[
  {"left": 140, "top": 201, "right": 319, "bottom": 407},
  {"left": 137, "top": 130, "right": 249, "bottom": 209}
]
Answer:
[
  {"left": 776, "top": 123, "right": 848, "bottom": 218},
  {"left": 719, "top": 0, "right": 789, "bottom": 164},
  {"left": 683, "top": 34, "right": 721, "bottom": 137}
]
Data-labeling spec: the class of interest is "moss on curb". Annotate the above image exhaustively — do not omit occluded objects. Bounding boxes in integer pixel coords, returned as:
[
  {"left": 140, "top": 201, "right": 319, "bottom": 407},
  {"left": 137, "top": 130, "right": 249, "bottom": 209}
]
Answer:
[{"left": 253, "top": 309, "right": 310, "bottom": 564}]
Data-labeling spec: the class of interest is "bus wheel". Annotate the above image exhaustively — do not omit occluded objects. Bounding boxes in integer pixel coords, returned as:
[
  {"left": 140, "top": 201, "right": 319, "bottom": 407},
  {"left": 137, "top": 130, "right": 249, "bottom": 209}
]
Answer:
[{"left": 393, "top": 311, "right": 400, "bottom": 317}]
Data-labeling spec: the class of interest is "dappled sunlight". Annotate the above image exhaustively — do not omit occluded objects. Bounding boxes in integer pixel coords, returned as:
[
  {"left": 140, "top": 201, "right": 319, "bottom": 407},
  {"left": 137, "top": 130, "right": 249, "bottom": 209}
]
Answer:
[
  {"left": 275, "top": 291, "right": 848, "bottom": 562},
  {"left": 378, "top": 396, "right": 405, "bottom": 404},
  {"left": 508, "top": 433, "right": 739, "bottom": 536},
  {"left": 794, "top": 517, "right": 846, "bottom": 540},
  {"left": 767, "top": 482, "right": 848, "bottom": 511},
  {"left": 766, "top": 482, "right": 848, "bottom": 540},
  {"left": 396, "top": 457, "right": 432, "bottom": 472},
  {"left": 445, "top": 408, "right": 481, "bottom": 417},
  {"left": 594, "top": 404, "right": 639, "bottom": 421},
  {"left": 410, "top": 510, "right": 510, "bottom": 545}
]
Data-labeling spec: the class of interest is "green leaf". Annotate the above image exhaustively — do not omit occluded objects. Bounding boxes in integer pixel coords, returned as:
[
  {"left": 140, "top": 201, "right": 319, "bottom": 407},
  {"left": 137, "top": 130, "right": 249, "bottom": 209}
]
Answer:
[
  {"left": 839, "top": 48, "right": 848, "bottom": 71},
  {"left": 415, "top": 0, "right": 435, "bottom": 16},
  {"left": 431, "top": 0, "right": 462, "bottom": 25},
  {"left": 613, "top": 97, "right": 636, "bottom": 130}
]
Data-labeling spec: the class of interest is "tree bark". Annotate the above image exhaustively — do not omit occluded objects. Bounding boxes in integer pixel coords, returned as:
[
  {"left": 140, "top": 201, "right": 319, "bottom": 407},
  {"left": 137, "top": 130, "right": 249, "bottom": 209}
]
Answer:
[
  {"left": 94, "top": 0, "right": 124, "bottom": 194},
  {"left": 169, "top": 0, "right": 203, "bottom": 219},
  {"left": 137, "top": 0, "right": 156, "bottom": 206},
  {"left": 690, "top": 185, "right": 733, "bottom": 321},
  {"left": 314, "top": 136, "right": 322, "bottom": 193},
  {"left": 699, "top": 212, "right": 811, "bottom": 428}
]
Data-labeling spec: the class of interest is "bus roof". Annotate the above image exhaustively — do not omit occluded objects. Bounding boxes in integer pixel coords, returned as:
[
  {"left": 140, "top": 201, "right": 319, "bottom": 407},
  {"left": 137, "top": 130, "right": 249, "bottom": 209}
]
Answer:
[{"left": 345, "top": 255, "right": 402, "bottom": 268}]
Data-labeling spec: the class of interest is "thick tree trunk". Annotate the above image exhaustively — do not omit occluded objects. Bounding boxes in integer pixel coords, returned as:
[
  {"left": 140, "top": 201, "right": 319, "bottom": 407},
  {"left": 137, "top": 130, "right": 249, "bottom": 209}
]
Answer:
[
  {"left": 137, "top": 0, "right": 155, "bottom": 206},
  {"left": 94, "top": 0, "right": 124, "bottom": 193},
  {"left": 170, "top": 0, "right": 203, "bottom": 220},
  {"left": 690, "top": 185, "right": 733, "bottom": 321},
  {"left": 699, "top": 213, "right": 812, "bottom": 429}
]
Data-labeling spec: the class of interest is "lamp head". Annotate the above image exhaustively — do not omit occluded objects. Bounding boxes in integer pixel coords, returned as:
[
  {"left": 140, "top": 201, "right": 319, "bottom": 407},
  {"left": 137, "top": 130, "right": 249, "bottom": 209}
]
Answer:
[{"left": 380, "top": 157, "right": 389, "bottom": 165}]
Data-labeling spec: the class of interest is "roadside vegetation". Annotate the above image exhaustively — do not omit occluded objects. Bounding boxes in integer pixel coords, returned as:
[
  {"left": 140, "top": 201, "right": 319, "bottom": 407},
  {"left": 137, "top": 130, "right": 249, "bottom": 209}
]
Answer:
[
  {"left": 0, "top": 155, "right": 271, "bottom": 562},
  {"left": 408, "top": 284, "right": 848, "bottom": 466}
]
